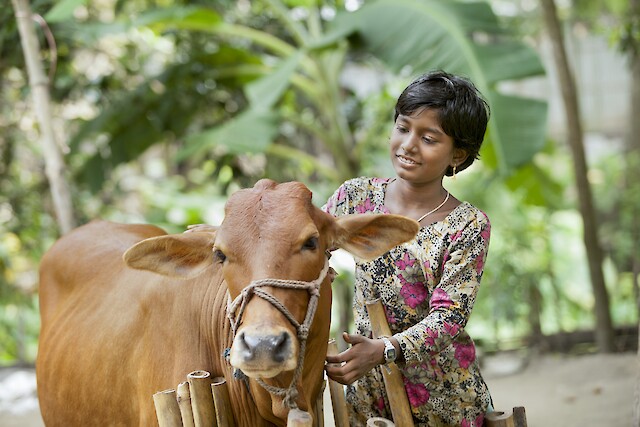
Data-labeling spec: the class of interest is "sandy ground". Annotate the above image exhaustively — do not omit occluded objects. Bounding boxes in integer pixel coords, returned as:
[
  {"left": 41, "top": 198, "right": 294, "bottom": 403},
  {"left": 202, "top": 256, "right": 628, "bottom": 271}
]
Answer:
[
  {"left": 483, "top": 351, "right": 637, "bottom": 427},
  {"left": 0, "top": 352, "right": 637, "bottom": 427}
]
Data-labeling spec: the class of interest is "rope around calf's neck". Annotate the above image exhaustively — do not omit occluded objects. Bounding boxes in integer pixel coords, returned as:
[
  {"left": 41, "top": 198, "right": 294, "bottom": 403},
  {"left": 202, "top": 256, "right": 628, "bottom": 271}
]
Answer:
[{"left": 226, "top": 260, "right": 331, "bottom": 410}]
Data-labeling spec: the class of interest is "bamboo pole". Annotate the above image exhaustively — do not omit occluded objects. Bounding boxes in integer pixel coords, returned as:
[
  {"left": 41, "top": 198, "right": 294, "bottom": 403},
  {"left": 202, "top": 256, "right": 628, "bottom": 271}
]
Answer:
[
  {"left": 366, "top": 417, "right": 395, "bottom": 427},
  {"left": 153, "top": 389, "right": 183, "bottom": 427},
  {"left": 365, "top": 299, "right": 414, "bottom": 427},
  {"left": 286, "top": 408, "right": 313, "bottom": 427},
  {"left": 486, "top": 411, "right": 515, "bottom": 427},
  {"left": 486, "top": 407, "right": 527, "bottom": 427},
  {"left": 512, "top": 407, "right": 527, "bottom": 427},
  {"left": 11, "top": 0, "right": 75, "bottom": 234},
  {"left": 326, "top": 339, "right": 350, "bottom": 427},
  {"left": 177, "top": 381, "right": 196, "bottom": 427},
  {"left": 188, "top": 370, "right": 217, "bottom": 427},
  {"left": 211, "top": 377, "right": 235, "bottom": 427}
]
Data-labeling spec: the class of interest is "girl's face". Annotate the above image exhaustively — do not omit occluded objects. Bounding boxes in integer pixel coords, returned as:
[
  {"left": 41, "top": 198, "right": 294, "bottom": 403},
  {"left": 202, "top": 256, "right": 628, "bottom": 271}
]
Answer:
[{"left": 389, "top": 108, "right": 466, "bottom": 186}]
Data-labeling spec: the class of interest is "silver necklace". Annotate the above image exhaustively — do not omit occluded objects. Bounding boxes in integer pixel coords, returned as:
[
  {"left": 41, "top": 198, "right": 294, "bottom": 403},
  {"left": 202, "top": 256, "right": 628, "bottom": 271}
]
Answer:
[{"left": 416, "top": 191, "right": 450, "bottom": 222}]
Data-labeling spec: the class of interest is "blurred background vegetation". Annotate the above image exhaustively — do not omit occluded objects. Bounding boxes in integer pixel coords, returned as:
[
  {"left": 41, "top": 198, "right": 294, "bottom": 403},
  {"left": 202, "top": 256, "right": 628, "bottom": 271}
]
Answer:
[{"left": 0, "top": 0, "right": 638, "bottom": 366}]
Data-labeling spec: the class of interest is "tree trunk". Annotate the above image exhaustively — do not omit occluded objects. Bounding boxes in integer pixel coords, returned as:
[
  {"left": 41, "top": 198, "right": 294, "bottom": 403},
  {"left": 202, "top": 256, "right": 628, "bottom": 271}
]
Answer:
[
  {"left": 528, "top": 281, "right": 543, "bottom": 348},
  {"left": 11, "top": 0, "right": 75, "bottom": 234},
  {"left": 539, "top": 0, "right": 615, "bottom": 352}
]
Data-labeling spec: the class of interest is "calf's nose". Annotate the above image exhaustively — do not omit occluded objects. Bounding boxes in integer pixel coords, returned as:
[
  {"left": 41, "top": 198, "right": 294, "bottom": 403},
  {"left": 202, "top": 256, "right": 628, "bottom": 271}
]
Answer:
[{"left": 237, "top": 330, "right": 291, "bottom": 363}]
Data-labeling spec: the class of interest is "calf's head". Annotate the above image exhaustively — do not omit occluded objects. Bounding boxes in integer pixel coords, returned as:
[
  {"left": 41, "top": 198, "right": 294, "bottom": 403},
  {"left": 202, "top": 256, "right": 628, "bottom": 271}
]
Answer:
[{"left": 124, "top": 179, "right": 418, "bottom": 411}]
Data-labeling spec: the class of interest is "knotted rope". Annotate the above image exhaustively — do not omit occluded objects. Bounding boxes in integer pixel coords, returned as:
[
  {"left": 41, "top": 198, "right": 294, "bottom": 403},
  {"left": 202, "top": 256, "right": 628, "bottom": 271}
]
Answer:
[{"left": 226, "top": 259, "right": 331, "bottom": 410}]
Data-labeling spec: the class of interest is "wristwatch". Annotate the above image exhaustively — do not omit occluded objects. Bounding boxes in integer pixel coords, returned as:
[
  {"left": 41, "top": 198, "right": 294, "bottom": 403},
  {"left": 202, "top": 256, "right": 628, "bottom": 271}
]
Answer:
[{"left": 381, "top": 336, "right": 397, "bottom": 364}]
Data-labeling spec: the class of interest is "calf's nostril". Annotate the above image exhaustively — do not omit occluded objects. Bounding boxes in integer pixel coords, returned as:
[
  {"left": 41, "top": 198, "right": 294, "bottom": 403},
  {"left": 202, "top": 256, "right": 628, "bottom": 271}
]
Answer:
[{"left": 272, "top": 332, "right": 290, "bottom": 363}]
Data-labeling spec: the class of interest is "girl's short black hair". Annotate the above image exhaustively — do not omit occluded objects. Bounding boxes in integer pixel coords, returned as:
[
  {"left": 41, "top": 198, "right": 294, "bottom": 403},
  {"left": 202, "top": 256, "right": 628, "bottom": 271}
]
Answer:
[{"left": 394, "top": 70, "right": 490, "bottom": 175}]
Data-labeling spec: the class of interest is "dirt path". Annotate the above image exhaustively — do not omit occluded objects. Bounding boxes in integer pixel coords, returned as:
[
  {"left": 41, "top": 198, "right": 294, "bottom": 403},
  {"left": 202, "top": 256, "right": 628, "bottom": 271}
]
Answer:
[
  {"left": 1, "top": 352, "right": 636, "bottom": 426},
  {"left": 483, "top": 352, "right": 637, "bottom": 427}
]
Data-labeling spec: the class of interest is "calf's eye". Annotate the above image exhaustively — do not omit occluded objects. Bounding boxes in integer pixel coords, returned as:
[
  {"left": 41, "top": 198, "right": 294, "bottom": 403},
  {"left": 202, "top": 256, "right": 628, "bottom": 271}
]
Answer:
[
  {"left": 213, "top": 248, "right": 227, "bottom": 263},
  {"left": 302, "top": 237, "right": 318, "bottom": 251}
]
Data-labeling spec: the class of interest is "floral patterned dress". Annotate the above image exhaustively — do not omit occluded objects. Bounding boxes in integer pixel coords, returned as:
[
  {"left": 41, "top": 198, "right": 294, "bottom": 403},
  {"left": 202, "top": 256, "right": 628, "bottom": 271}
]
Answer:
[{"left": 324, "top": 177, "right": 492, "bottom": 427}]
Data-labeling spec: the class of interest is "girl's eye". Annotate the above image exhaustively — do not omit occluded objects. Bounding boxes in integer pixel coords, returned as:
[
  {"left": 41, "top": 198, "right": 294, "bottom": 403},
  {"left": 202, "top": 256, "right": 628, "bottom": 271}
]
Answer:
[
  {"left": 213, "top": 249, "right": 227, "bottom": 263},
  {"left": 422, "top": 137, "right": 435, "bottom": 144},
  {"left": 302, "top": 237, "right": 319, "bottom": 251},
  {"left": 396, "top": 125, "right": 408, "bottom": 133}
]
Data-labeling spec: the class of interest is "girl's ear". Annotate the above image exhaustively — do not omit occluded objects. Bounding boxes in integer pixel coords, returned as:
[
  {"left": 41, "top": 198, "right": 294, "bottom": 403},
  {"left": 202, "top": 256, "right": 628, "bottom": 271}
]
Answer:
[{"left": 453, "top": 148, "right": 469, "bottom": 166}]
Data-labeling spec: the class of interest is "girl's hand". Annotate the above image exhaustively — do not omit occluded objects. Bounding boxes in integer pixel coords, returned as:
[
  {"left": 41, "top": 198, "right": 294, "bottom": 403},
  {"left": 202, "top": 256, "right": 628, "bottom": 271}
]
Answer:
[{"left": 325, "top": 332, "right": 385, "bottom": 385}]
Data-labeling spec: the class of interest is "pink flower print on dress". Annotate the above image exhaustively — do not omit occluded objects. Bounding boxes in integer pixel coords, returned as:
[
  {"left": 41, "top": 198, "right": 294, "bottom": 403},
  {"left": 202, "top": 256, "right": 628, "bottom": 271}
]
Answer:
[
  {"left": 441, "top": 250, "right": 450, "bottom": 271},
  {"left": 461, "top": 420, "right": 471, "bottom": 427},
  {"left": 451, "top": 230, "right": 463, "bottom": 241},
  {"left": 453, "top": 341, "right": 476, "bottom": 369},
  {"left": 424, "top": 327, "right": 439, "bottom": 347},
  {"left": 474, "top": 414, "right": 485, "bottom": 427},
  {"left": 429, "top": 357, "right": 444, "bottom": 377},
  {"left": 399, "top": 276, "right": 428, "bottom": 308},
  {"left": 431, "top": 288, "right": 453, "bottom": 309},
  {"left": 384, "top": 306, "right": 398, "bottom": 325},
  {"left": 404, "top": 378, "right": 430, "bottom": 407},
  {"left": 326, "top": 201, "right": 335, "bottom": 212},
  {"left": 443, "top": 321, "right": 460, "bottom": 337},
  {"left": 475, "top": 250, "right": 485, "bottom": 275},
  {"left": 395, "top": 252, "right": 416, "bottom": 270},
  {"left": 375, "top": 396, "right": 385, "bottom": 412},
  {"left": 356, "top": 197, "right": 375, "bottom": 214},
  {"left": 336, "top": 185, "right": 347, "bottom": 202},
  {"left": 481, "top": 224, "right": 491, "bottom": 241}
]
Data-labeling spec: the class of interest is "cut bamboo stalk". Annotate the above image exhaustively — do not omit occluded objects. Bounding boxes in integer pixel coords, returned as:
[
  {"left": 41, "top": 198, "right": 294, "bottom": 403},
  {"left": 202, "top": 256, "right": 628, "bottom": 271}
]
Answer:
[
  {"left": 286, "top": 408, "right": 313, "bottom": 427},
  {"left": 366, "top": 299, "right": 414, "bottom": 427},
  {"left": 327, "top": 339, "right": 350, "bottom": 427},
  {"left": 486, "top": 410, "right": 515, "bottom": 427},
  {"left": 211, "top": 377, "right": 235, "bottom": 427},
  {"left": 486, "top": 407, "right": 527, "bottom": 427},
  {"left": 177, "top": 381, "right": 195, "bottom": 427},
  {"left": 513, "top": 407, "right": 528, "bottom": 427},
  {"left": 366, "top": 417, "right": 395, "bottom": 426},
  {"left": 153, "top": 388, "right": 182, "bottom": 427},
  {"left": 188, "top": 370, "right": 217, "bottom": 427}
]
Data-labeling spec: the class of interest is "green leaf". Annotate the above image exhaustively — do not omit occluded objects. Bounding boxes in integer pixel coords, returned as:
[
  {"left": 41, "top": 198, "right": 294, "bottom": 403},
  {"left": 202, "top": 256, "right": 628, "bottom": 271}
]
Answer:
[
  {"left": 44, "top": 0, "right": 88, "bottom": 23},
  {"left": 489, "top": 91, "right": 548, "bottom": 168},
  {"left": 474, "top": 42, "right": 546, "bottom": 84},
  {"left": 132, "top": 6, "right": 222, "bottom": 32},
  {"left": 245, "top": 51, "right": 303, "bottom": 110},
  {"left": 179, "top": 109, "right": 279, "bottom": 161}
]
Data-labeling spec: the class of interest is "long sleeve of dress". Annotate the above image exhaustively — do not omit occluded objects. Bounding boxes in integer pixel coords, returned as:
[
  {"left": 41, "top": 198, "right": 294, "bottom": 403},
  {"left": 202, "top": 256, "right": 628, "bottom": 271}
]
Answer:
[{"left": 394, "top": 214, "right": 491, "bottom": 364}]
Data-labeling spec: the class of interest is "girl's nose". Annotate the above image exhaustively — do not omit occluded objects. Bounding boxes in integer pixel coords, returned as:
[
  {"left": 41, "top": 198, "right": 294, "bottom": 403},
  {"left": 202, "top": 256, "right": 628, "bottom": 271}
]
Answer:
[{"left": 400, "top": 134, "right": 417, "bottom": 153}]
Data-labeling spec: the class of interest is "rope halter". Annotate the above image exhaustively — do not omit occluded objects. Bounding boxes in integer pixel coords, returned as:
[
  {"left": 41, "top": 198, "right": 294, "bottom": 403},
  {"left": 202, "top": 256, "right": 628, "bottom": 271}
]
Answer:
[{"left": 226, "top": 258, "right": 331, "bottom": 410}]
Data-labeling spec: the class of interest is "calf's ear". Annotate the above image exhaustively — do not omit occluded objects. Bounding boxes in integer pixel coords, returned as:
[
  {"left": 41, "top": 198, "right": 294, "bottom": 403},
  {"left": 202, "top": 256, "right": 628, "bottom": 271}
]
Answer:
[
  {"left": 123, "top": 231, "right": 217, "bottom": 278},
  {"left": 333, "top": 214, "right": 419, "bottom": 260}
]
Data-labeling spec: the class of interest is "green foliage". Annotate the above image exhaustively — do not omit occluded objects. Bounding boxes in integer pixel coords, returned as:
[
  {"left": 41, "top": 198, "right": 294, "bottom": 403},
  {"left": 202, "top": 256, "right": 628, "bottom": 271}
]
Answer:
[
  {"left": 1, "top": 0, "right": 635, "bottom": 366},
  {"left": 63, "top": 0, "right": 547, "bottom": 192}
]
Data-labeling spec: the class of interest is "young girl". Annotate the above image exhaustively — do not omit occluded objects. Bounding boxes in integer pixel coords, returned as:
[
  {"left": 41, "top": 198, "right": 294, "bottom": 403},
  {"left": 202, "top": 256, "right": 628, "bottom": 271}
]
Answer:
[{"left": 324, "top": 70, "right": 492, "bottom": 426}]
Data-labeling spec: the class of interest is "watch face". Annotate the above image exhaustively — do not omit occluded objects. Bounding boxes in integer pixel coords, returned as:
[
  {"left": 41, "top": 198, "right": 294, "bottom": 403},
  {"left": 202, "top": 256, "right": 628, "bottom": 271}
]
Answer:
[
  {"left": 385, "top": 346, "right": 396, "bottom": 361},
  {"left": 387, "top": 348, "right": 396, "bottom": 360}
]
